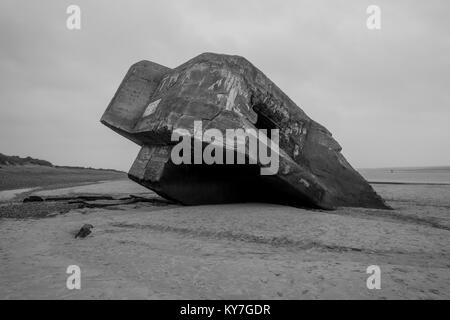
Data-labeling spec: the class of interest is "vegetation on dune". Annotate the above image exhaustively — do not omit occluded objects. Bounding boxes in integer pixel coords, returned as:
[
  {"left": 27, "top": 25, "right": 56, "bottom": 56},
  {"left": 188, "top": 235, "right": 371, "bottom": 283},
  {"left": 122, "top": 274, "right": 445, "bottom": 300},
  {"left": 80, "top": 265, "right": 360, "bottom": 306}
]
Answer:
[
  {"left": 0, "top": 153, "right": 127, "bottom": 191},
  {"left": 0, "top": 166, "right": 127, "bottom": 191},
  {"left": 0, "top": 153, "right": 53, "bottom": 167}
]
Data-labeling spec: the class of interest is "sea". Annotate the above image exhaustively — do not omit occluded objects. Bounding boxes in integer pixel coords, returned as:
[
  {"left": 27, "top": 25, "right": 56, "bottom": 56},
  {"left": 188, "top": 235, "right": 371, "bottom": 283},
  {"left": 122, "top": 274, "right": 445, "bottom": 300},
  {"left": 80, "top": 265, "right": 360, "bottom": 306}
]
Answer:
[{"left": 358, "top": 167, "right": 450, "bottom": 185}]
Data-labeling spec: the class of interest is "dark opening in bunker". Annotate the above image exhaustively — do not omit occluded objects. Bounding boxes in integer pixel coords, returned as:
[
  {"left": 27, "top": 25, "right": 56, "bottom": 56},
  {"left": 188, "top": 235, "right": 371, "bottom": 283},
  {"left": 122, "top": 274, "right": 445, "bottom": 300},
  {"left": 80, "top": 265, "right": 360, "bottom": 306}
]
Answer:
[
  {"left": 151, "top": 158, "right": 316, "bottom": 208},
  {"left": 253, "top": 103, "right": 279, "bottom": 140}
]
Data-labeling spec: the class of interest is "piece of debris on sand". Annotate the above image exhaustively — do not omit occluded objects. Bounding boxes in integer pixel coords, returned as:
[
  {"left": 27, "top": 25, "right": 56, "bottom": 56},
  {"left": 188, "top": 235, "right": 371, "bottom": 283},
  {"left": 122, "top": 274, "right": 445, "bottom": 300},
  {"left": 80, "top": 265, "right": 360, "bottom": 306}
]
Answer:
[
  {"left": 23, "top": 195, "right": 44, "bottom": 203},
  {"left": 75, "top": 224, "right": 94, "bottom": 239}
]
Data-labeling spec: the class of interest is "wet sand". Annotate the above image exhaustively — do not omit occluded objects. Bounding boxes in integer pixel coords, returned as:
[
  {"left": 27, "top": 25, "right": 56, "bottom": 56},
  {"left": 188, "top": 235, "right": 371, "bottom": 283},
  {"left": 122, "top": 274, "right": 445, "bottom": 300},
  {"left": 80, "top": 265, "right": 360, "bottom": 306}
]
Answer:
[
  {"left": 0, "top": 187, "right": 37, "bottom": 202},
  {"left": 0, "top": 180, "right": 449, "bottom": 299}
]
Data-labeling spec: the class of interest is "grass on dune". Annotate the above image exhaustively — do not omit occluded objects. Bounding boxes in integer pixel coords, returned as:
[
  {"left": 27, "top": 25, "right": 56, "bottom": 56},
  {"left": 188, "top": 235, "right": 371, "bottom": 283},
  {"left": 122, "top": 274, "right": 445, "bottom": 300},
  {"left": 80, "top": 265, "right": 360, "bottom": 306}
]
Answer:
[{"left": 0, "top": 165, "right": 127, "bottom": 191}]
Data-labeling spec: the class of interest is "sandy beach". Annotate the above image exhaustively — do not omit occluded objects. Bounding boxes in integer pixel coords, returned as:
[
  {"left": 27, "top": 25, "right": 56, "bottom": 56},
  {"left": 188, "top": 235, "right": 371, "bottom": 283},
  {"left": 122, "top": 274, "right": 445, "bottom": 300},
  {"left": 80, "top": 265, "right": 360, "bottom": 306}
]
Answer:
[{"left": 1, "top": 178, "right": 449, "bottom": 299}]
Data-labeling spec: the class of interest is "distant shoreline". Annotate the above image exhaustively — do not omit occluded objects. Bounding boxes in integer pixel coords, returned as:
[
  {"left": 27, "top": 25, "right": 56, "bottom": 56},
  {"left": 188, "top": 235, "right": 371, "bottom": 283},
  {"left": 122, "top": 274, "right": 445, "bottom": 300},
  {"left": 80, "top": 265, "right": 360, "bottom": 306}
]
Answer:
[
  {"left": 359, "top": 166, "right": 450, "bottom": 171},
  {"left": 369, "top": 181, "right": 450, "bottom": 186},
  {"left": 359, "top": 167, "right": 450, "bottom": 185}
]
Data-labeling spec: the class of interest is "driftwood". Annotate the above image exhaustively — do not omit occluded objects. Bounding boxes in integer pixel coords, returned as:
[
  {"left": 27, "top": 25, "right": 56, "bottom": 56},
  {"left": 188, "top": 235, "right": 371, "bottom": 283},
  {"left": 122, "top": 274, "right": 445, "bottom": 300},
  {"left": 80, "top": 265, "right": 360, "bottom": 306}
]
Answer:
[{"left": 23, "top": 194, "right": 173, "bottom": 208}]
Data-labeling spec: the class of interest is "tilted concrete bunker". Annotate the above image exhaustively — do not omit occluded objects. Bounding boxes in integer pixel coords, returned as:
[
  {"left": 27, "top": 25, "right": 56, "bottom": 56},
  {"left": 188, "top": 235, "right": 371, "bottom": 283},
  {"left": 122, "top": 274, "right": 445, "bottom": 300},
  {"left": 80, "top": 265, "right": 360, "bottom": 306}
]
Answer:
[{"left": 101, "top": 53, "right": 389, "bottom": 209}]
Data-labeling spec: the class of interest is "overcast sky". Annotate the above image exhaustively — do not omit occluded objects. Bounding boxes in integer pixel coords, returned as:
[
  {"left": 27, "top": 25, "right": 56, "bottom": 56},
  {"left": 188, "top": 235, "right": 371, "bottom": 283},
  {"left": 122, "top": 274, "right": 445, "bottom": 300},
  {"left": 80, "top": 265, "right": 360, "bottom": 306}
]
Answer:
[{"left": 0, "top": 0, "right": 449, "bottom": 170}]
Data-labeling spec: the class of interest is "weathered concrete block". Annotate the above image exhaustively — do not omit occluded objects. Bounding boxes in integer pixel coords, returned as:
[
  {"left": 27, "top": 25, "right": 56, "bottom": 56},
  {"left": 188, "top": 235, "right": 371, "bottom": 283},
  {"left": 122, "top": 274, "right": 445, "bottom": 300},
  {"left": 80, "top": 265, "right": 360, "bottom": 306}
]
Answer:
[{"left": 101, "top": 53, "right": 389, "bottom": 209}]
